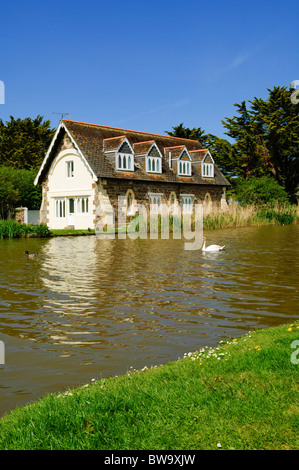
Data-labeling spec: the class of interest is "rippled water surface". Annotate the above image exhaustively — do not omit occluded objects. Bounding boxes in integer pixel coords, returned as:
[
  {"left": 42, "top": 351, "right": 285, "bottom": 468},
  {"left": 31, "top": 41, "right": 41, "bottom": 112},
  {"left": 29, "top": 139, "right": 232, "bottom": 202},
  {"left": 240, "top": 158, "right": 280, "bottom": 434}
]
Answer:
[{"left": 0, "top": 225, "right": 298, "bottom": 415}]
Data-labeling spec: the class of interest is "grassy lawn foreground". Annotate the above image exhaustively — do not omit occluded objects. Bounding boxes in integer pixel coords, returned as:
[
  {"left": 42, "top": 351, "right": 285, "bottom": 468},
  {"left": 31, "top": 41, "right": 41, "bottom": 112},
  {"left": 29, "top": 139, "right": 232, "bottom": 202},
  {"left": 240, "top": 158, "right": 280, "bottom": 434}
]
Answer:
[{"left": 0, "top": 322, "right": 298, "bottom": 450}]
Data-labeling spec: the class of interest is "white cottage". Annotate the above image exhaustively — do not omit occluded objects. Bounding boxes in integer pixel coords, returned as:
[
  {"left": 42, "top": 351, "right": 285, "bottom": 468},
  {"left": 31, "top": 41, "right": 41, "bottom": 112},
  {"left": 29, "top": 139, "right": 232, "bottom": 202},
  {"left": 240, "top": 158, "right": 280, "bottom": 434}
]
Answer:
[{"left": 35, "top": 119, "right": 230, "bottom": 230}]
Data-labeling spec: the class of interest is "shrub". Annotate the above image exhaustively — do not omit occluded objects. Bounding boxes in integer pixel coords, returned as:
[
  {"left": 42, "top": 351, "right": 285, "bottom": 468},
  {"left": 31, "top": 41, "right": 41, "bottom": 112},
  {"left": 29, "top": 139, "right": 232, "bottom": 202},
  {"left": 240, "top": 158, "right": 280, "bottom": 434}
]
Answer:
[
  {"left": 30, "top": 224, "right": 51, "bottom": 237},
  {"left": 234, "top": 176, "right": 290, "bottom": 207},
  {"left": 0, "top": 220, "right": 51, "bottom": 238}
]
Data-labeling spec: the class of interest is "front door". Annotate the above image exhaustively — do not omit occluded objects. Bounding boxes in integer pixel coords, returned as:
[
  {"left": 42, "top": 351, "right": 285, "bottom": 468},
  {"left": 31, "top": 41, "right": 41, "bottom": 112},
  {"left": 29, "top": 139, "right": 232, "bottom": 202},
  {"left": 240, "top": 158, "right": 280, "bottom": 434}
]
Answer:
[{"left": 68, "top": 198, "right": 75, "bottom": 226}]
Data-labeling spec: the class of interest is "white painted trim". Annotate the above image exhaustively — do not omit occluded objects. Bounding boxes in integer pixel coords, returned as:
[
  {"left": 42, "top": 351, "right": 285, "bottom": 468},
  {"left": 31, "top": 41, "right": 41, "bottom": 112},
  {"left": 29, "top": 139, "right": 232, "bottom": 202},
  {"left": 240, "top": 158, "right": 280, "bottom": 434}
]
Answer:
[
  {"left": 116, "top": 152, "right": 134, "bottom": 171},
  {"left": 34, "top": 121, "right": 64, "bottom": 185},
  {"left": 146, "top": 156, "right": 162, "bottom": 174},
  {"left": 146, "top": 142, "right": 162, "bottom": 174},
  {"left": 201, "top": 152, "right": 215, "bottom": 178},
  {"left": 116, "top": 136, "right": 134, "bottom": 154},
  {"left": 23, "top": 207, "right": 28, "bottom": 224},
  {"left": 178, "top": 147, "right": 191, "bottom": 161},
  {"left": 170, "top": 146, "right": 192, "bottom": 162},
  {"left": 178, "top": 160, "right": 192, "bottom": 177},
  {"left": 202, "top": 150, "right": 214, "bottom": 164},
  {"left": 34, "top": 121, "right": 98, "bottom": 185},
  {"left": 115, "top": 137, "right": 135, "bottom": 171},
  {"left": 147, "top": 142, "right": 163, "bottom": 159},
  {"left": 148, "top": 192, "right": 164, "bottom": 197},
  {"left": 49, "top": 190, "right": 94, "bottom": 196}
]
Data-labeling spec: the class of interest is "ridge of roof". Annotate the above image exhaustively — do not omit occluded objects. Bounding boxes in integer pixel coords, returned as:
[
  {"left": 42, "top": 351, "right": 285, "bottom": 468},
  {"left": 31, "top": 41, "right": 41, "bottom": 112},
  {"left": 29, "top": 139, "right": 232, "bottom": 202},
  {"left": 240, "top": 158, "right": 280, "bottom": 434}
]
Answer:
[
  {"left": 164, "top": 145, "right": 185, "bottom": 149},
  {"left": 62, "top": 119, "right": 200, "bottom": 143},
  {"left": 133, "top": 140, "right": 155, "bottom": 145},
  {"left": 189, "top": 148, "right": 208, "bottom": 153},
  {"left": 103, "top": 135, "right": 126, "bottom": 141}
]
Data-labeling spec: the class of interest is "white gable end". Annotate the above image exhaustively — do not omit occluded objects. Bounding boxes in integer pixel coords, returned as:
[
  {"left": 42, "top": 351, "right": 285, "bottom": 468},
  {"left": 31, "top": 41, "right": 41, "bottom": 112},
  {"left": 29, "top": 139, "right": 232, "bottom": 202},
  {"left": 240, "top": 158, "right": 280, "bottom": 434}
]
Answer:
[{"left": 45, "top": 146, "right": 95, "bottom": 230}]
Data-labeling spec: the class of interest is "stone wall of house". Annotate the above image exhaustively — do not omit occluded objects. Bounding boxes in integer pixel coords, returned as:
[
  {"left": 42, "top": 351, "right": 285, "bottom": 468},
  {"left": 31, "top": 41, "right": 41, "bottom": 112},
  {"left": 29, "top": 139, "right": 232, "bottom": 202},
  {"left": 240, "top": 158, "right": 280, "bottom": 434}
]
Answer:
[
  {"left": 95, "top": 177, "right": 225, "bottom": 227},
  {"left": 39, "top": 178, "right": 49, "bottom": 225}
]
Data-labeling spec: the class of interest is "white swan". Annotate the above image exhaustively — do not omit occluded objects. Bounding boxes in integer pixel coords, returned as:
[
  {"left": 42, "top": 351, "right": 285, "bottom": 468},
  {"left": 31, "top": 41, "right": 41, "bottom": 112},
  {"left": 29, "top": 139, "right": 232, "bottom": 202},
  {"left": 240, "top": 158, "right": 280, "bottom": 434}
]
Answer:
[{"left": 202, "top": 237, "right": 225, "bottom": 252}]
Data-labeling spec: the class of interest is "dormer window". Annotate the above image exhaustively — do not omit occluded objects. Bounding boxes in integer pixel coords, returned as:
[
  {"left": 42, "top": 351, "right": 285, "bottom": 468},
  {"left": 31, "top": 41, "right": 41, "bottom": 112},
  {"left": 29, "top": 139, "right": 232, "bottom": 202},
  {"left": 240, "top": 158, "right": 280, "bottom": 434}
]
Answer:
[
  {"left": 66, "top": 160, "right": 74, "bottom": 178},
  {"left": 146, "top": 143, "right": 162, "bottom": 174},
  {"left": 178, "top": 149, "right": 192, "bottom": 176},
  {"left": 147, "top": 156, "right": 160, "bottom": 173},
  {"left": 116, "top": 139, "right": 134, "bottom": 171},
  {"left": 202, "top": 152, "right": 214, "bottom": 178},
  {"left": 179, "top": 160, "right": 191, "bottom": 176},
  {"left": 117, "top": 153, "right": 133, "bottom": 171}
]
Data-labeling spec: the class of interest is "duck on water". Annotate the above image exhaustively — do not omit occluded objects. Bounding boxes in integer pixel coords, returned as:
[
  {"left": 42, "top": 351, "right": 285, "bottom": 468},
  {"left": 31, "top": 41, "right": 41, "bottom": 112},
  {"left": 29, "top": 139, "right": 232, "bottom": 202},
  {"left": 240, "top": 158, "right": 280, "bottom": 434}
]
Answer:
[{"left": 24, "top": 251, "right": 38, "bottom": 258}]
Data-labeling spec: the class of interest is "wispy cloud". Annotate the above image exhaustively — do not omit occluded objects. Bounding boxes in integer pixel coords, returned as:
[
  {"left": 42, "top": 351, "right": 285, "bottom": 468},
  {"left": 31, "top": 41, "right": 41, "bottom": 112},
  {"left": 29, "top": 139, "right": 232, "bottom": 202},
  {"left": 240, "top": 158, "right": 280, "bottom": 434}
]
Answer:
[
  {"left": 225, "top": 51, "right": 254, "bottom": 71},
  {"left": 210, "top": 36, "right": 278, "bottom": 79},
  {"left": 117, "top": 99, "right": 190, "bottom": 125}
]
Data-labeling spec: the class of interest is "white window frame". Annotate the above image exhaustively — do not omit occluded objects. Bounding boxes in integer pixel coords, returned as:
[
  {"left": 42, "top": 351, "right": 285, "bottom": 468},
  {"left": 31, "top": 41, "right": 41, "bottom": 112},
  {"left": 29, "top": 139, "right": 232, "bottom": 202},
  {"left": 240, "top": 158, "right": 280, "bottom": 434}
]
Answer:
[
  {"left": 149, "top": 193, "right": 163, "bottom": 213},
  {"left": 147, "top": 156, "right": 162, "bottom": 173},
  {"left": 55, "top": 198, "right": 66, "bottom": 218},
  {"left": 202, "top": 162, "right": 214, "bottom": 178},
  {"left": 181, "top": 194, "right": 194, "bottom": 214},
  {"left": 66, "top": 160, "right": 74, "bottom": 178},
  {"left": 116, "top": 138, "right": 135, "bottom": 172},
  {"left": 177, "top": 149, "right": 192, "bottom": 176},
  {"left": 201, "top": 151, "right": 214, "bottom": 178},
  {"left": 77, "top": 197, "right": 89, "bottom": 214},
  {"left": 117, "top": 152, "right": 134, "bottom": 171},
  {"left": 178, "top": 160, "right": 192, "bottom": 176}
]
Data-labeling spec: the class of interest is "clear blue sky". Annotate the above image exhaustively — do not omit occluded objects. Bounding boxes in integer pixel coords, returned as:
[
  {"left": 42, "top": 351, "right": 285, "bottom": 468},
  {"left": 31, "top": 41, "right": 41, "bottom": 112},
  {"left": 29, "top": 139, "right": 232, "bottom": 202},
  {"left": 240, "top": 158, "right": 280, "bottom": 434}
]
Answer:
[{"left": 0, "top": 0, "right": 298, "bottom": 140}]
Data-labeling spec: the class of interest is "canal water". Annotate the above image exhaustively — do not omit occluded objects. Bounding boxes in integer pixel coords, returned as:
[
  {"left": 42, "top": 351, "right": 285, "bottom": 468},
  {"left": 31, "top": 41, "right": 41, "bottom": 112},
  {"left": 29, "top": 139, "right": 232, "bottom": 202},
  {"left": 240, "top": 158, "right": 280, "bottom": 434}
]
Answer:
[{"left": 0, "top": 225, "right": 298, "bottom": 416}]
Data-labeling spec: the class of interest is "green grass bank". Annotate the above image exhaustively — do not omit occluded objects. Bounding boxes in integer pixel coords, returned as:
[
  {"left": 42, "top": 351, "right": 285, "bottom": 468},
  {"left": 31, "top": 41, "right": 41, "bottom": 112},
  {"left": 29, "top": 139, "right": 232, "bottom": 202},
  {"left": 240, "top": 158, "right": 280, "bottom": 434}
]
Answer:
[{"left": 0, "top": 322, "right": 298, "bottom": 450}]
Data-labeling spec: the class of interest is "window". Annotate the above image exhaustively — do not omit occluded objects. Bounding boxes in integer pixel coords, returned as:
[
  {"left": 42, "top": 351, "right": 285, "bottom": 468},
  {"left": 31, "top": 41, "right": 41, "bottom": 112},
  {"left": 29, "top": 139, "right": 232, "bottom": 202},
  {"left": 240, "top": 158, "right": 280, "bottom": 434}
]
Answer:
[
  {"left": 147, "top": 156, "right": 161, "bottom": 173},
  {"left": 202, "top": 152, "right": 214, "bottom": 178},
  {"left": 69, "top": 198, "right": 75, "bottom": 214},
  {"left": 126, "top": 190, "right": 136, "bottom": 215},
  {"left": 77, "top": 197, "right": 89, "bottom": 214},
  {"left": 181, "top": 195, "right": 193, "bottom": 213},
  {"left": 66, "top": 161, "right": 74, "bottom": 178},
  {"left": 202, "top": 162, "right": 214, "bottom": 178},
  {"left": 149, "top": 194, "right": 162, "bottom": 213},
  {"left": 117, "top": 153, "right": 134, "bottom": 171},
  {"left": 127, "top": 193, "right": 132, "bottom": 212},
  {"left": 178, "top": 160, "right": 191, "bottom": 176},
  {"left": 169, "top": 192, "right": 177, "bottom": 207},
  {"left": 55, "top": 198, "right": 66, "bottom": 218}
]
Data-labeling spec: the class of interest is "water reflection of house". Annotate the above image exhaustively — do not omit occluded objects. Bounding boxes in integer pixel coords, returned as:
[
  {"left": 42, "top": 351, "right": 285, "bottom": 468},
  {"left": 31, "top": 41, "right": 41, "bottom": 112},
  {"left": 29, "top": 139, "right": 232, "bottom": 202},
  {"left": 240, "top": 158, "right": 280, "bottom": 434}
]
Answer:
[{"left": 34, "top": 119, "right": 230, "bottom": 230}]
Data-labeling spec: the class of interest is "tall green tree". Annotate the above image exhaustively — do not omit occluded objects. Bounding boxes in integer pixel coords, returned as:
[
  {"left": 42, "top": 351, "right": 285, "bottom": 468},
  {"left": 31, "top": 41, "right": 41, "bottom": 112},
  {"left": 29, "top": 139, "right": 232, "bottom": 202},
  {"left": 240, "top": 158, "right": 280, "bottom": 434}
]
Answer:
[
  {"left": 0, "top": 166, "right": 42, "bottom": 219},
  {"left": 0, "top": 115, "right": 55, "bottom": 170},
  {"left": 223, "top": 86, "right": 299, "bottom": 198},
  {"left": 0, "top": 167, "right": 19, "bottom": 219},
  {"left": 166, "top": 123, "right": 207, "bottom": 143}
]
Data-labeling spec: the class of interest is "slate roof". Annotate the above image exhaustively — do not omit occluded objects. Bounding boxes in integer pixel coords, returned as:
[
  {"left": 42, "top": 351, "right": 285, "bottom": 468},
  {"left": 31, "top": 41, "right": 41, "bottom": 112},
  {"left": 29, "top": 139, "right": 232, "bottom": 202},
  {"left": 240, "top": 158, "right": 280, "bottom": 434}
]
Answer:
[{"left": 35, "top": 119, "right": 230, "bottom": 187}]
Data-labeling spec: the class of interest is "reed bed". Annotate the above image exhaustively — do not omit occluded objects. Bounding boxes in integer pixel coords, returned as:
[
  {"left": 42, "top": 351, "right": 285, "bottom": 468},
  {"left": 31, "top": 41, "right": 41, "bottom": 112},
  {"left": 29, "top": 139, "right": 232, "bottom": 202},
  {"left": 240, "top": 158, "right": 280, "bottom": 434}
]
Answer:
[
  {"left": 1, "top": 204, "right": 297, "bottom": 239},
  {"left": 202, "top": 204, "right": 298, "bottom": 230}
]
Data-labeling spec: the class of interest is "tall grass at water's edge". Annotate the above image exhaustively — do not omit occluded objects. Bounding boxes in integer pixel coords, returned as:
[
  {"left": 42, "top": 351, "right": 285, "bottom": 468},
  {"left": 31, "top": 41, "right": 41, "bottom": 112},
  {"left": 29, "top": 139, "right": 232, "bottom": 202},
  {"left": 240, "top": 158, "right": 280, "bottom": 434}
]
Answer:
[
  {"left": 139, "top": 204, "right": 299, "bottom": 232},
  {"left": 0, "top": 205, "right": 298, "bottom": 238},
  {"left": 202, "top": 204, "right": 298, "bottom": 230},
  {"left": 0, "top": 220, "right": 51, "bottom": 239}
]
